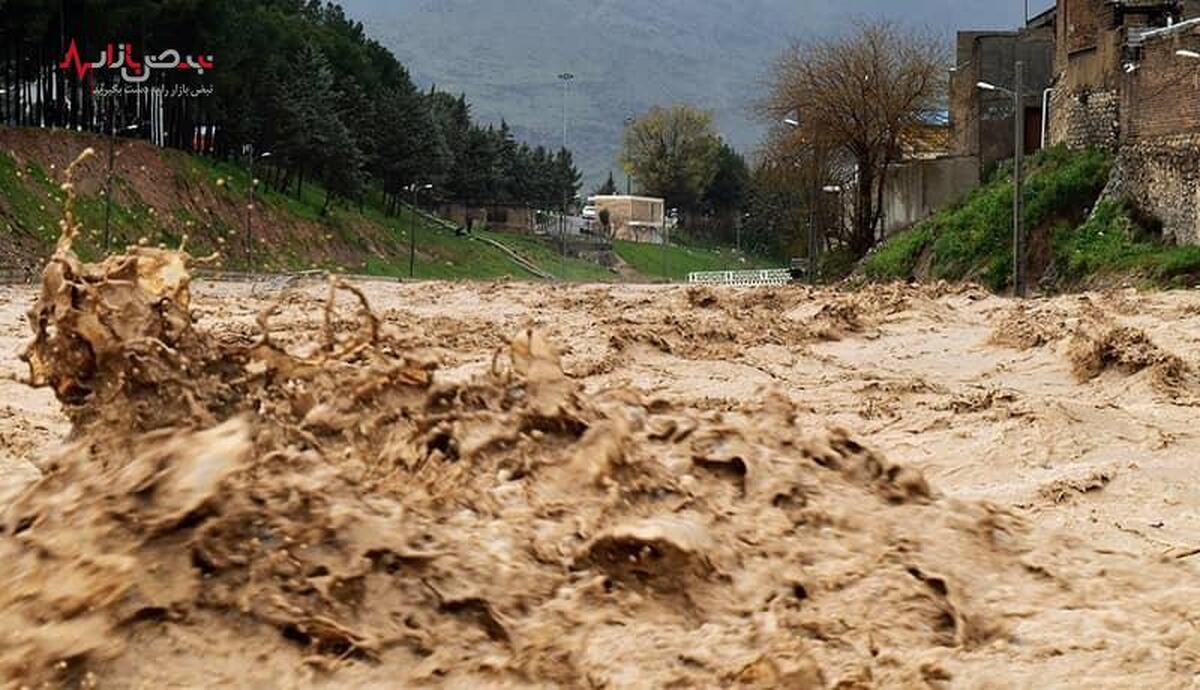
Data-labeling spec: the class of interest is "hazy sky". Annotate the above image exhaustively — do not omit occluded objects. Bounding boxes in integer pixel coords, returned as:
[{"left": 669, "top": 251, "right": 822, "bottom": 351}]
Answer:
[{"left": 340, "top": 0, "right": 1058, "bottom": 180}]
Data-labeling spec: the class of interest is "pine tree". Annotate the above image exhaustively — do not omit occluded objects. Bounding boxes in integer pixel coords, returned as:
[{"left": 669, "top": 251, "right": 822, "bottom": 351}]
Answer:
[{"left": 596, "top": 171, "right": 618, "bottom": 196}]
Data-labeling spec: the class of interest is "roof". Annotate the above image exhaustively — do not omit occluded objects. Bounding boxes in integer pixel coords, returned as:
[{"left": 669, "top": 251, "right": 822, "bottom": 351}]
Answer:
[
  {"left": 1026, "top": 5, "right": 1057, "bottom": 29},
  {"left": 590, "top": 195, "right": 664, "bottom": 204},
  {"left": 1110, "top": 0, "right": 1181, "bottom": 6}
]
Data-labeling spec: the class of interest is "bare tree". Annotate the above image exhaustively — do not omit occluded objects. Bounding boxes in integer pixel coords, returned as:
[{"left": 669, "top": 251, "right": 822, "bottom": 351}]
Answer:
[{"left": 761, "top": 20, "right": 947, "bottom": 255}]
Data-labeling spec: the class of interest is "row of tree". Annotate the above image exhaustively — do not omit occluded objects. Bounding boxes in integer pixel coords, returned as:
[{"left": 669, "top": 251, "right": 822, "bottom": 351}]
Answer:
[{"left": 0, "top": 0, "right": 581, "bottom": 214}]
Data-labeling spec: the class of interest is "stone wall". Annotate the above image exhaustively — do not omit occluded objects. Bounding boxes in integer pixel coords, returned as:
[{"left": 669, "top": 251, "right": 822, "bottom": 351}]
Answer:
[
  {"left": 1048, "top": 87, "right": 1119, "bottom": 150},
  {"left": 1111, "top": 26, "right": 1200, "bottom": 245},
  {"left": 1115, "top": 135, "right": 1200, "bottom": 245}
]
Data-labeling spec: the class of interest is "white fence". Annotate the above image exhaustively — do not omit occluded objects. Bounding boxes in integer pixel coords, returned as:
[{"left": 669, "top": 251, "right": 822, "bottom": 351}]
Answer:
[{"left": 686, "top": 268, "right": 793, "bottom": 287}]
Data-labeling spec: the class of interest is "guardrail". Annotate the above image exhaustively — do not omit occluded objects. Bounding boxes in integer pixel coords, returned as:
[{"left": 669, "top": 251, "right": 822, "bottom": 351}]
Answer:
[{"left": 686, "top": 268, "right": 793, "bottom": 287}]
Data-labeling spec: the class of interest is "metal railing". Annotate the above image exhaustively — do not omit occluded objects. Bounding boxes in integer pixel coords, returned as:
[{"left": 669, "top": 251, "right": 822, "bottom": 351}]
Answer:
[{"left": 686, "top": 268, "right": 793, "bottom": 287}]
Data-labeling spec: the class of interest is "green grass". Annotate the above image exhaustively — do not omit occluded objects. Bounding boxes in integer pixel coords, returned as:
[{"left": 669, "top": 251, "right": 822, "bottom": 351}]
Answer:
[
  {"left": 864, "top": 225, "right": 933, "bottom": 281},
  {"left": 475, "top": 229, "right": 617, "bottom": 282},
  {"left": 865, "top": 146, "right": 1114, "bottom": 291},
  {"left": 613, "top": 239, "right": 776, "bottom": 282},
  {"left": 1, "top": 130, "right": 757, "bottom": 283},
  {"left": 1054, "top": 199, "right": 1200, "bottom": 288}
]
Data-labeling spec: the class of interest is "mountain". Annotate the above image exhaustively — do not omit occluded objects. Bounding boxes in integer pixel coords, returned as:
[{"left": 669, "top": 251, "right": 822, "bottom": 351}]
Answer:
[{"left": 340, "top": 0, "right": 1052, "bottom": 189}]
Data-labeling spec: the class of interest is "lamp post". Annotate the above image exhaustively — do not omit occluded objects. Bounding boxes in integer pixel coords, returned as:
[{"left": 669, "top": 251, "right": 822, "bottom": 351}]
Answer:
[
  {"left": 557, "top": 72, "right": 574, "bottom": 151},
  {"left": 624, "top": 115, "right": 635, "bottom": 195},
  {"left": 103, "top": 119, "right": 139, "bottom": 251},
  {"left": 783, "top": 116, "right": 818, "bottom": 285},
  {"left": 245, "top": 147, "right": 271, "bottom": 264},
  {"left": 977, "top": 61, "right": 1027, "bottom": 298},
  {"left": 408, "top": 183, "right": 433, "bottom": 278}
]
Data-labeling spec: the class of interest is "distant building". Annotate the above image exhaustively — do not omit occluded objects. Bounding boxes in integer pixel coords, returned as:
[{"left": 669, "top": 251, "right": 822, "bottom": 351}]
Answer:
[
  {"left": 589, "top": 195, "right": 666, "bottom": 244},
  {"left": 950, "top": 7, "right": 1057, "bottom": 174}
]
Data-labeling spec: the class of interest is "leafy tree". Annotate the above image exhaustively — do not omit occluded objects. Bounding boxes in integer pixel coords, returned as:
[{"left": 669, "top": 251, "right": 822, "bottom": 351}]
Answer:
[{"left": 620, "top": 105, "right": 721, "bottom": 216}]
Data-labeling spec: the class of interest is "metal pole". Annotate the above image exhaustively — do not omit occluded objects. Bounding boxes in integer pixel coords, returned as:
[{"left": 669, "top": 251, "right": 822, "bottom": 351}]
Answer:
[
  {"left": 809, "top": 145, "right": 820, "bottom": 286},
  {"left": 1013, "top": 61, "right": 1026, "bottom": 298},
  {"left": 408, "top": 185, "right": 418, "bottom": 278},
  {"left": 245, "top": 145, "right": 254, "bottom": 261},
  {"left": 103, "top": 111, "right": 115, "bottom": 251},
  {"left": 662, "top": 207, "right": 668, "bottom": 281}
]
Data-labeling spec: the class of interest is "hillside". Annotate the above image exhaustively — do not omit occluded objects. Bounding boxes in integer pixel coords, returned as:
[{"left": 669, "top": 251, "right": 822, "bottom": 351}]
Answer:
[
  {"left": 340, "top": 0, "right": 1036, "bottom": 185},
  {"left": 0, "top": 128, "right": 768, "bottom": 282},
  {"left": 864, "top": 146, "right": 1200, "bottom": 291}
]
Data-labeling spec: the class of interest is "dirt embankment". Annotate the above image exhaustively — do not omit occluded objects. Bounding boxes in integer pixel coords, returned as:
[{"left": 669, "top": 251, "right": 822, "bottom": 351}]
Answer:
[
  {"left": 0, "top": 127, "right": 418, "bottom": 271},
  {"left": 4, "top": 165, "right": 1200, "bottom": 688}
]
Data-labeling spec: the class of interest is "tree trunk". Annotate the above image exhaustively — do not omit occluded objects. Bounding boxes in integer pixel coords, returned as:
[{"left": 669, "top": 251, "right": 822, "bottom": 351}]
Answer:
[{"left": 853, "top": 160, "right": 876, "bottom": 256}]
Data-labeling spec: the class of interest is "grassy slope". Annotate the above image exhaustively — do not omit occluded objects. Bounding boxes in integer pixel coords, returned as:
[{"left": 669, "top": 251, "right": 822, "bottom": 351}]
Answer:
[
  {"left": 864, "top": 146, "right": 1200, "bottom": 291},
  {"left": 174, "top": 154, "right": 550, "bottom": 280},
  {"left": 1, "top": 130, "right": 771, "bottom": 282},
  {"left": 613, "top": 240, "right": 777, "bottom": 282},
  {"left": 865, "top": 146, "right": 1109, "bottom": 290}
]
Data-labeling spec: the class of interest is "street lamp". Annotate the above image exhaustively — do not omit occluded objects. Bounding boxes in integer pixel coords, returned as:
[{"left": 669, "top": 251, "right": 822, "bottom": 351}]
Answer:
[
  {"left": 624, "top": 115, "right": 635, "bottom": 195},
  {"left": 557, "top": 72, "right": 574, "bottom": 151},
  {"left": 408, "top": 183, "right": 433, "bottom": 278},
  {"left": 783, "top": 116, "right": 819, "bottom": 285},
  {"left": 977, "top": 61, "right": 1027, "bottom": 298},
  {"left": 245, "top": 147, "right": 271, "bottom": 263},
  {"left": 102, "top": 120, "right": 140, "bottom": 251}
]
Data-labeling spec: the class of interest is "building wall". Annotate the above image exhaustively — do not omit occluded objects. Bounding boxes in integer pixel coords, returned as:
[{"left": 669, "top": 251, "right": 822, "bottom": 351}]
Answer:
[
  {"left": 438, "top": 204, "right": 537, "bottom": 232},
  {"left": 950, "top": 27, "right": 1055, "bottom": 171},
  {"left": 1050, "top": 0, "right": 1125, "bottom": 150},
  {"left": 1048, "top": 87, "right": 1120, "bottom": 149},
  {"left": 1113, "top": 25, "right": 1200, "bottom": 244},
  {"left": 882, "top": 156, "right": 981, "bottom": 236},
  {"left": 592, "top": 195, "right": 666, "bottom": 244}
]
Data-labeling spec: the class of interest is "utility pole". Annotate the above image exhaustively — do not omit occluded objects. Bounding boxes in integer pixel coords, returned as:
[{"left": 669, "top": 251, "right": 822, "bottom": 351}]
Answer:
[
  {"left": 624, "top": 115, "right": 634, "bottom": 195},
  {"left": 977, "top": 66, "right": 1027, "bottom": 298},
  {"left": 409, "top": 183, "right": 432, "bottom": 278},
  {"left": 809, "top": 146, "right": 821, "bottom": 287},
  {"left": 104, "top": 110, "right": 117, "bottom": 252},
  {"left": 245, "top": 146, "right": 271, "bottom": 265},
  {"left": 1014, "top": 61, "right": 1026, "bottom": 298},
  {"left": 103, "top": 114, "right": 138, "bottom": 251},
  {"left": 558, "top": 73, "right": 574, "bottom": 151},
  {"left": 662, "top": 206, "right": 669, "bottom": 281}
]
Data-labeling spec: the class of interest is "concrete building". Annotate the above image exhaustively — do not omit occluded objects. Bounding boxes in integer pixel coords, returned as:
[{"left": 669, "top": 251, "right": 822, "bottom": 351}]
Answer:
[
  {"left": 950, "top": 8, "right": 1057, "bottom": 174},
  {"left": 589, "top": 195, "right": 666, "bottom": 244}
]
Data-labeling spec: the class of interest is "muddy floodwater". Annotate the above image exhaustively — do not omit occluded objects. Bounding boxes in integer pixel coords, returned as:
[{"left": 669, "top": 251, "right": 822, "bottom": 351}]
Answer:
[{"left": 4, "top": 245, "right": 1200, "bottom": 688}]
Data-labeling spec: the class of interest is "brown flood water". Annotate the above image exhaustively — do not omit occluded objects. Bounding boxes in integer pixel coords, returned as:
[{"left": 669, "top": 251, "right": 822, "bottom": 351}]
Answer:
[{"left": 3, "top": 242, "right": 1200, "bottom": 689}]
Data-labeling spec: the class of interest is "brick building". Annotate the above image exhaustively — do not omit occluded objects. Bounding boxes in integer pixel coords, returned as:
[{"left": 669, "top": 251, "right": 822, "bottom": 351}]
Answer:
[{"left": 1050, "top": 0, "right": 1200, "bottom": 242}]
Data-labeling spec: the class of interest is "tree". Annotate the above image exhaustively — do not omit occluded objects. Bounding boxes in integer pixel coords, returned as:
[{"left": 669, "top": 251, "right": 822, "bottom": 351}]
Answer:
[
  {"left": 552, "top": 147, "right": 582, "bottom": 208},
  {"left": 620, "top": 105, "right": 721, "bottom": 216},
  {"left": 761, "top": 20, "right": 946, "bottom": 255},
  {"left": 698, "top": 141, "right": 750, "bottom": 244},
  {"left": 595, "top": 171, "right": 618, "bottom": 196}
]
